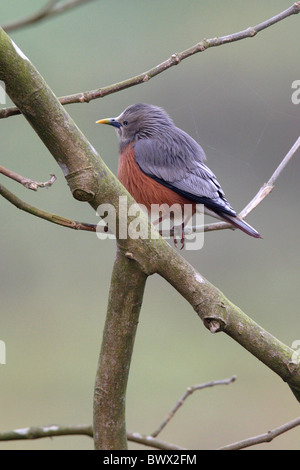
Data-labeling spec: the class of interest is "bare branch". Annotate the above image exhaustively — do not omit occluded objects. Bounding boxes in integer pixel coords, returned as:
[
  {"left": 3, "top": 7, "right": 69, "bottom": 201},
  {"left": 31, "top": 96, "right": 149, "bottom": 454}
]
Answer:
[
  {"left": 239, "top": 135, "right": 300, "bottom": 219},
  {"left": 2, "top": 0, "right": 60, "bottom": 32},
  {"left": 151, "top": 376, "right": 237, "bottom": 438},
  {"left": 219, "top": 416, "right": 300, "bottom": 450},
  {"left": 0, "top": 182, "right": 97, "bottom": 232},
  {"left": 1, "top": 2, "right": 299, "bottom": 119},
  {"left": 2, "top": 0, "right": 96, "bottom": 33},
  {"left": 0, "top": 165, "right": 56, "bottom": 191},
  {"left": 127, "top": 432, "right": 186, "bottom": 451},
  {"left": 0, "top": 424, "right": 93, "bottom": 441}
]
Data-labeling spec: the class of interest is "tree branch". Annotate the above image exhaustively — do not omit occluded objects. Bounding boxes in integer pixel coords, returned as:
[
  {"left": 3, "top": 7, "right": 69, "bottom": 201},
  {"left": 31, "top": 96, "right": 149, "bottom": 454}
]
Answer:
[
  {"left": 93, "top": 248, "right": 148, "bottom": 450},
  {"left": 219, "top": 416, "right": 300, "bottom": 450},
  {"left": 0, "top": 424, "right": 93, "bottom": 441},
  {"left": 239, "top": 135, "right": 300, "bottom": 219},
  {"left": 1, "top": 2, "right": 299, "bottom": 119},
  {"left": 0, "top": 165, "right": 56, "bottom": 190},
  {"left": 151, "top": 376, "right": 237, "bottom": 438},
  {"left": 0, "top": 182, "right": 97, "bottom": 232},
  {"left": 0, "top": 424, "right": 184, "bottom": 450},
  {"left": 2, "top": 0, "right": 96, "bottom": 33}
]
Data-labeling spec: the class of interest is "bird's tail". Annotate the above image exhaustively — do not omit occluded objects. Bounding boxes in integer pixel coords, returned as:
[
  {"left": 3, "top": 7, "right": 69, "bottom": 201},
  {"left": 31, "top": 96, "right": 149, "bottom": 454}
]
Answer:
[{"left": 220, "top": 213, "right": 262, "bottom": 239}]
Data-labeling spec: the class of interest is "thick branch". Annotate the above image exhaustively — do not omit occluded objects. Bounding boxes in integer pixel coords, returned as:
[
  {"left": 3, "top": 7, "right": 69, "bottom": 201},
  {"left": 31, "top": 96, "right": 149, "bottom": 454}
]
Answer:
[
  {"left": 93, "top": 248, "right": 147, "bottom": 450},
  {"left": 152, "top": 253, "right": 300, "bottom": 397},
  {"left": 1, "top": 2, "right": 299, "bottom": 119}
]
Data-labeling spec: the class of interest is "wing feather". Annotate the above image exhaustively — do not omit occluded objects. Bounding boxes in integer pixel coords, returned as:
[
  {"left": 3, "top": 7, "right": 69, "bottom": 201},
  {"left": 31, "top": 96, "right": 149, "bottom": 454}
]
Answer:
[{"left": 134, "top": 130, "right": 236, "bottom": 216}]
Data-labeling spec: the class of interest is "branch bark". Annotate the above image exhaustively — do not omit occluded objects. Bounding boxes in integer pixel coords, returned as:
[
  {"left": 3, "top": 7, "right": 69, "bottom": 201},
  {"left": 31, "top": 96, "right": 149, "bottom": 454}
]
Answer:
[{"left": 93, "top": 248, "right": 147, "bottom": 450}]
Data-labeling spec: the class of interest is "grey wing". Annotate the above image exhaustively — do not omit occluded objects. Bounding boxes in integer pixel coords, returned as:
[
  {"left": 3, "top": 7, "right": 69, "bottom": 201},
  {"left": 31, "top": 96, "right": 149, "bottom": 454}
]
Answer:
[{"left": 134, "top": 133, "right": 236, "bottom": 216}]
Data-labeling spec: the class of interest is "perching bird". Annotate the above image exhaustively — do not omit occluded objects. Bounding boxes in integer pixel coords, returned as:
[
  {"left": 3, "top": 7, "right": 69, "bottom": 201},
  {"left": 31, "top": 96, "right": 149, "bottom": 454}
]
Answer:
[{"left": 96, "top": 103, "right": 261, "bottom": 240}]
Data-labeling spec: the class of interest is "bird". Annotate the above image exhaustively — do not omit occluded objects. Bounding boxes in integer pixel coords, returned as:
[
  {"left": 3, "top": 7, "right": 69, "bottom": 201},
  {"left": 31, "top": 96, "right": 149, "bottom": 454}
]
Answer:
[{"left": 96, "top": 103, "right": 261, "bottom": 243}]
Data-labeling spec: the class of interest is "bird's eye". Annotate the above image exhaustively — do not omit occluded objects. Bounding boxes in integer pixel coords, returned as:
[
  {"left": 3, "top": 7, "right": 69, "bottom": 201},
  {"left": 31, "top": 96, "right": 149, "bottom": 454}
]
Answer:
[{"left": 123, "top": 120, "right": 128, "bottom": 126}]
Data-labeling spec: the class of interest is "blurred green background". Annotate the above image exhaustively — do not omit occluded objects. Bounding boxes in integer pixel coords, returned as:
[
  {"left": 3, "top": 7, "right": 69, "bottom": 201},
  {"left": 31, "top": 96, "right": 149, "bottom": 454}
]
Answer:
[{"left": 0, "top": 0, "right": 299, "bottom": 450}]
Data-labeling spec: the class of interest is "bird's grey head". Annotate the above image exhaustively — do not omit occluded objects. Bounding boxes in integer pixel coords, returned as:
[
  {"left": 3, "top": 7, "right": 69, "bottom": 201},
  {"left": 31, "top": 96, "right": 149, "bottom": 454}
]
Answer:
[{"left": 96, "top": 103, "right": 175, "bottom": 148}]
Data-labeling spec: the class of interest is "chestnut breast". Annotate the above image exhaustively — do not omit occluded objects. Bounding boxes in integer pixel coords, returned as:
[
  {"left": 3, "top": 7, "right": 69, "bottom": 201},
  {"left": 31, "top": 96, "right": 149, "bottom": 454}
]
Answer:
[{"left": 117, "top": 143, "right": 195, "bottom": 212}]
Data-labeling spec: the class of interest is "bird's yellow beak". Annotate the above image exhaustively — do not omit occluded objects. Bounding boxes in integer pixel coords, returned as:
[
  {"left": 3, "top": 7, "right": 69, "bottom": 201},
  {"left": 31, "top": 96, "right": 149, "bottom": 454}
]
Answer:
[
  {"left": 96, "top": 118, "right": 111, "bottom": 125},
  {"left": 96, "top": 118, "right": 121, "bottom": 128}
]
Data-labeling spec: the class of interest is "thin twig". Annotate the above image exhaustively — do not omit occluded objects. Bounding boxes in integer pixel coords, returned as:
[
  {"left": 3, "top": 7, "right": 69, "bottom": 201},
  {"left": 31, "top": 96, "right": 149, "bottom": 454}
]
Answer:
[
  {"left": 218, "top": 416, "right": 300, "bottom": 450},
  {"left": 0, "top": 183, "right": 97, "bottom": 232},
  {"left": 127, "top": 432, "right": 185, "bottom": 451},
  {"left": 151, "top": 376, "right": 237, "bottom": 438},
  {"left": 239, "top": 135, "right": 300, "bottom": 219},
  {"left": 2, "top": 0, "right": 60, "bottom": 32},
  {"left": 1, "top": 2, "right": 299, "bottom": 119},
  {"left": 2, "top": 0, "right": 95, "bottom": 33},
  {"left": 0, "top": 165, "right": 56, "bottom": 191}
]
